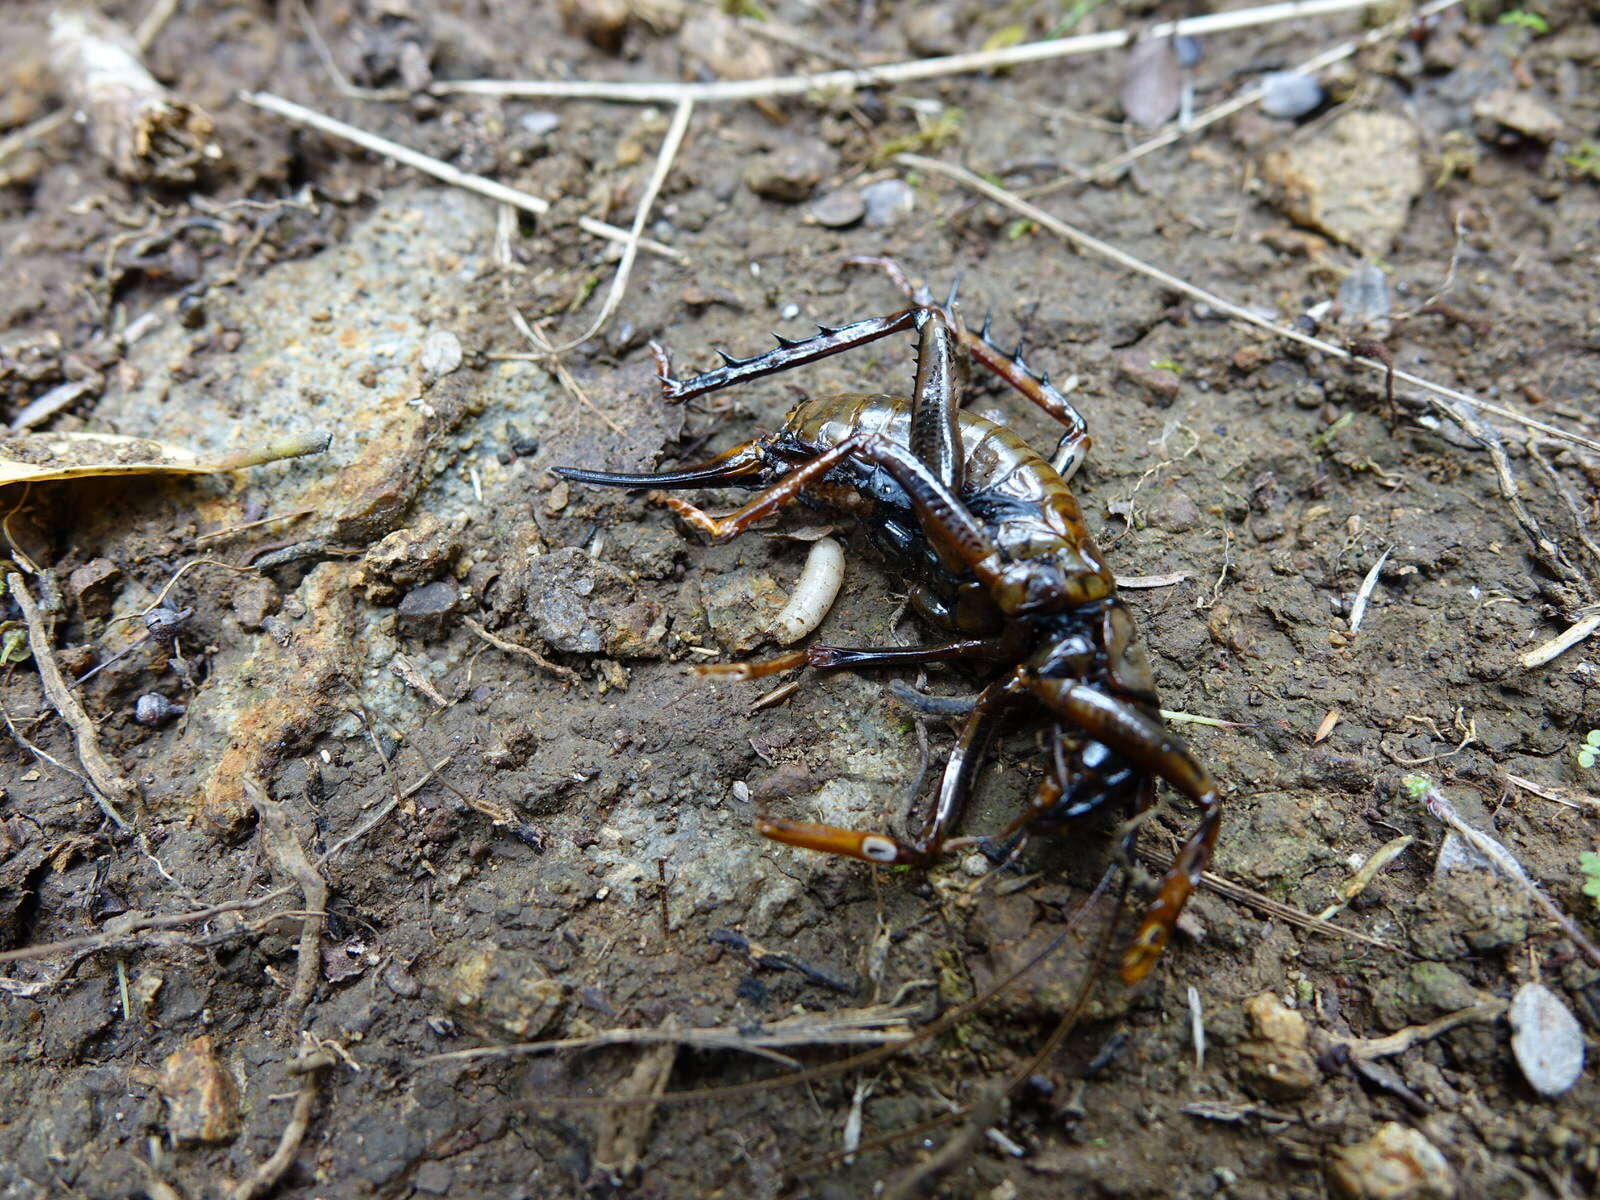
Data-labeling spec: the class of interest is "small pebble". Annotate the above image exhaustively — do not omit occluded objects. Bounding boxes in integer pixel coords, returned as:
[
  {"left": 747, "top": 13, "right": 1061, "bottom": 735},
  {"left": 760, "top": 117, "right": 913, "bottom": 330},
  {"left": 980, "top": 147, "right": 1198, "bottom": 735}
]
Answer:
[
  {"left": 961, "top": 852, "right": 989, "bottom": 878},
  {"left": 861, "top": 178, "right": 914, "bottom": 227},
  {"left": 420, "top": 329, "right": 463, "bottom": 378},
  {"left": 780, "top": 303, "right": 800, "bottom": 320},
  {"left": 519, "top": 111, "right": 561, "bottom": 137},
  {"left": 1509, "top": 982, "right": 1584, "bottom": 1097},
  {"left": 810, "top": 187, "right": 865, "bottom": 228},
  {"left": 1327, "top": 1122, "right": 1454, "bottom": 1200},
  {"left": 1261, "top": 70, "right": 1324, "bottom": 120}
]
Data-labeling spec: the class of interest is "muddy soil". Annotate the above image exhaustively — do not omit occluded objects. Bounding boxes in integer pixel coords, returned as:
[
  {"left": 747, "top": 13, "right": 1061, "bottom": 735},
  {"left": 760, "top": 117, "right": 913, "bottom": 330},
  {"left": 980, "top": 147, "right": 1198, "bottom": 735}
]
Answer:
[{"left": 2, "top": 2, "right": 1598, "bottom": 1197}]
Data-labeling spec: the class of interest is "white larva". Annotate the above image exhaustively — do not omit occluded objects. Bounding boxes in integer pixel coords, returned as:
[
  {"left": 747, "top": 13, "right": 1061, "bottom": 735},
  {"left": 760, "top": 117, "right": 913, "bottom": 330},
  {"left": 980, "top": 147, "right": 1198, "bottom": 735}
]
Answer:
[{"left": 771, "top": 536, "right": 845, "bottom": 645}]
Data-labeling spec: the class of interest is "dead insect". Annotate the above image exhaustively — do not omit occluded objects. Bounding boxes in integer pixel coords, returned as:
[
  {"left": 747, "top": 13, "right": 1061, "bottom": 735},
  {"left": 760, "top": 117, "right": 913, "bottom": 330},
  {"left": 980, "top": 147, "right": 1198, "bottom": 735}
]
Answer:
[{"left": 556, "top": 257, "right": 1221, "bottom": 985}]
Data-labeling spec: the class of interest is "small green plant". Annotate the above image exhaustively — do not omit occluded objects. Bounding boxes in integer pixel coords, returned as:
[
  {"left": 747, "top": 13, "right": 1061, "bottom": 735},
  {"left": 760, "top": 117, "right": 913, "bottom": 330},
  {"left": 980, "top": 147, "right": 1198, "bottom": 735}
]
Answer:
[
  {"left": 1577, "top": 729, "right": 1600, "bottom": 770},
  {"left": 1497, "top": 9, "right": 1550, "bottom": 35},
  {"left": 1580, "top": 851, "right": 1600, "bottom": 914},
  {"left": 1004, "top": 218, "right": 1036, "bottom": 241},
  {"left": 1564, "top": 140, "right": 1600, "bottom": 181}
]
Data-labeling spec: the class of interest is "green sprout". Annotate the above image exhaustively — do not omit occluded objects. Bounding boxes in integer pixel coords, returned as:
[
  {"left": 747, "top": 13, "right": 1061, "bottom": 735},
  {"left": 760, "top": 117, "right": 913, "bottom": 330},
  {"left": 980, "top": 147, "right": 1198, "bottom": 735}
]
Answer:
[
  {"left": 1577, "top": 729, "right": 1600, "bottom": 771},
  {"left": 1564, "top": 140, "right": 1600, "bottom": 181},
  {"left": 1497, "top": 9, "right": 1549, "bottom": 35},
  {"left": 1580, "top": 852, "right": 1600, "bottom": 914},
  {"left": 1004, "top": 218, "right": 1037, "bottom": 241}
]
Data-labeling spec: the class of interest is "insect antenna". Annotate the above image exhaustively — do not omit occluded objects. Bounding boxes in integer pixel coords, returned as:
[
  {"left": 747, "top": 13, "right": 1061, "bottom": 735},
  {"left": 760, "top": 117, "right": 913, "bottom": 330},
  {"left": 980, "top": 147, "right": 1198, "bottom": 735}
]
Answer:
[{"left": 786, "top": 866, "right": 1129, "bottom": 1182}]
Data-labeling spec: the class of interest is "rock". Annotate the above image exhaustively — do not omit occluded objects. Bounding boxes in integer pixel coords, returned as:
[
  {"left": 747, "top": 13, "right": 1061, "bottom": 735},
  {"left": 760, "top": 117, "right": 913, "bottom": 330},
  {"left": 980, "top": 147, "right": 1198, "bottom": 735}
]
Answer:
[
  {"left": 358, "top": 515, "right": 464, "bottom": 604},
  {"left": 1117, "top": 351, "right": 1181, "bottom": 405},
  {"left": 1262, "top": 112, "right": 1424, "bottom": 258},
  {"left": 861, "top": 178, "right": 914, "bottom": 227},
  {"left": 680, "top": 11, "right": 774, "bottom": 82},
  {"left": 396, "top": 580, "right": 459, "bottom": 640},
  {"left": 422, "top": 940, "right": 565, "bottom": 1040},
  {"left": 157, "top": 1035, "right": 240, "bottom": 1144},
  {"left": 904, "top": 5, "right": 960, "bottom": 57},
  {"left": 1473, "top": 88, "right": 1563, "bottom": 144},
  {"left": 1147, "top": 488, "right": 1200, "bottom": 533},
  {"left": 810, "top": 187, "right": 865, "bottom": 228},
  {"left": 519, "top": 110, "right": 561, "bottom": 138},
  {"left": 419, "top": 329, "right": 463, "bottom": 378},
  {"left": 67, "top": 557, "right": 120, "bottom": 618},
  {"left": 1336, "top": 262, "right": 1391, "bottom": 329},
  {"left": 231, "top": 576, "right": 281, "bottom": 631},
  {"left": 1327, "top": 1122, "right": 1454, "bottom": 1200},
  {"left": 557, "top": 0, "right": 631, "bottom": 54},
  {"left": 520, "top": 546, "right": 665, "bottom": 658},
  {"left": 1509, "top": 982, "right": 1584, "bottom": 1097},
  {"left": 1260, "top": 71, "right": 1324, "bottom": 120},
  {"left": 1235, "top": 992, "right": 1320, "bottom": 1100},
  {"left": 744, "top": 140, "right": 838, "bottom": 203},
  {"left": 700, "top": 572, "right": 787, "bottom": 655}
]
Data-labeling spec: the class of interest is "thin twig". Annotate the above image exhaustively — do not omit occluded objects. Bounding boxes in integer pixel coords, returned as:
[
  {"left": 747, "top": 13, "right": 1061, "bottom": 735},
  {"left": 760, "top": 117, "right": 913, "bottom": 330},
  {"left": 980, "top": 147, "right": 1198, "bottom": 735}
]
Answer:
[
  {"left": 0, "top": 756, "right": 451, "bottom": 967},
  {"left": 425, "top": 1004, "right": 919, "bottom": 1067},
  {"left": 1413, "top": 779, "right": 1600, "bottom": 970},
  {"left": 508, "top": 311, "right": 626, "bottom": 435},
  {"left": 9, "top": 572, "right": 135, "bottom": 826},
  {"left": 540, "top": 97, "right": 694, "bottom": 354},
  {"left": 237, "top": 91, "right": 684, "bottom": 261},
  {"left": 432, "top": 0, "right": 1390, "bottom": 104},
  {"left": 1520, "top": 610, "right": 1600, "bottom": 670},
  {"left": 229, "top": 1043, "right": 333, "bottom": 1200},
  {"left": 292, "top": 0, "right": 409, "bottom": 101},
  {"left": 1141, "top": 848, "right": 1404, "bottom": 954},
  {"left": 463, "top": 616, "right": 581, "bottom": 683},
  {"left": 1325, "top": 999, "right": 1506, "bottom": 1061},
  {"left": 246, "top": 777, "right": 328, "bottom": 1029},
  {"left": 1067, "top": 0, "right": 1461, "bottom": 187},
  {"left": 899, "top": 154, "right": 1600, "bottom": 458},
  {"left": 1348, "top": 546, "right": 1391, "bottom": 635}
]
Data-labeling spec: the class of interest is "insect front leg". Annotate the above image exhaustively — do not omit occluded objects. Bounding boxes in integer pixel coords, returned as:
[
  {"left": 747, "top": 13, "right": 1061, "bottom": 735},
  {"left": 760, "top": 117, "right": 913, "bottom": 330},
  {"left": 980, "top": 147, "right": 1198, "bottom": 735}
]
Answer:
[{"left": 1025, "top": 676, "right": 1221, "bottom": 985}]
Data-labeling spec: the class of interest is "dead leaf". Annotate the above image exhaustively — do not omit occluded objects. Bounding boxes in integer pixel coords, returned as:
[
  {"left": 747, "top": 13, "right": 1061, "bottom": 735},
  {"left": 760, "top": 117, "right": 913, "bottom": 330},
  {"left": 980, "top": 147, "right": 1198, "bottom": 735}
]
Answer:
[{"left": 0, "top": 429, "right": 330, "bottom": 488}]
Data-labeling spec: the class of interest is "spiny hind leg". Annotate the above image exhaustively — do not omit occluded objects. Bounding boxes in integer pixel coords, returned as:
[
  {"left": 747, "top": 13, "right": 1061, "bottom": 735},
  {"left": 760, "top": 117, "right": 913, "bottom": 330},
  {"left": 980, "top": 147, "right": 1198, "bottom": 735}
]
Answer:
[{"left": 697, "top": 637, "right": 1008, "bottom": 682}]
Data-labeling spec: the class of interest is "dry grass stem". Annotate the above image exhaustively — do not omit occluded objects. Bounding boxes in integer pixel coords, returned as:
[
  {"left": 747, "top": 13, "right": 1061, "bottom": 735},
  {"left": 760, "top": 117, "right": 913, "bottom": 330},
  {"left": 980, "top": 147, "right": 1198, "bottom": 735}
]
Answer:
[
  {"left": 1347, "top": 546, "right": 1391, "bottom": 634},
  {"left": 238, "top": 92, "right": 684, "bottom": 261},
  {"left": 1520, "top": 611, "right": 1600, "bottom": 670},
  {"left": 432, "top": 0, "right": 1389, "bottom": 104},
  {"left": 426, "top": 1003, "right": 919, "bottom": 1067},
  {"left": 900, "top": 154, "right": 1600, "bottom": 458},
  {"left": 540, "top": 98, "right": 694, "bottom": 354},
  {"left": 1070, "top": 0, "right": 1462, "bottom": 187},
  {"left": 1141, "top": 848, "right": 1404, "bottom": 954},
  {"left": 9, "top": 571, "right": 136, "bottom": 826},
  {"left": 1417, "top": 781, "right": 1600, "bottom": 970}
]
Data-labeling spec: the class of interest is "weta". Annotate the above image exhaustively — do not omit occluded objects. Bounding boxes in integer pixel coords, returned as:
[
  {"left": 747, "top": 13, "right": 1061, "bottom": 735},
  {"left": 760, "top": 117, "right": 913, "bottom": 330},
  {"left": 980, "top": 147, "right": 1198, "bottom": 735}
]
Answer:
[{"left": 557, "top": 258, "right": 1220, "bottom": 985}]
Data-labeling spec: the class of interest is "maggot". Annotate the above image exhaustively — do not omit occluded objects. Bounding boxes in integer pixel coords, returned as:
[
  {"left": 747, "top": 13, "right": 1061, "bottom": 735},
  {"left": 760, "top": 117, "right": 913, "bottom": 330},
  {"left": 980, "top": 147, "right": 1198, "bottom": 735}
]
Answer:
[{"left": 771, "top": 536, "right": 845, "bottom": 645}]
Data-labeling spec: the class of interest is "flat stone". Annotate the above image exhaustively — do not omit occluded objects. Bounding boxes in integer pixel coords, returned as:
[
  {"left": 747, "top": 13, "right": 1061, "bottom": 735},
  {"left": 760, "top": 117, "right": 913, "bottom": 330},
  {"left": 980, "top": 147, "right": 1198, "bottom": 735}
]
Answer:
[
  {"left": 1473, "top": 87, "right": 1564, "bottom": 143},
  {"left": 67, "top": 557, "right": 120, "bottom": 618},
  {"left": 744, "top": 140, "right": 838, "bottom": 203},
  {"left": 810, "top": 187, "right": 865, "bottom": 228},
  {"left": 1263, "top": 112, "right": 1424, "bottom": 258},
  {"left": 1509, "top": 982, "right": 1584, "bottom": 1097},
  {"left": 396, "top": 580, "right": 460, "bottom": 640},
  {"left": 861, "top": 178, "right": 914, "bottom": 227}
]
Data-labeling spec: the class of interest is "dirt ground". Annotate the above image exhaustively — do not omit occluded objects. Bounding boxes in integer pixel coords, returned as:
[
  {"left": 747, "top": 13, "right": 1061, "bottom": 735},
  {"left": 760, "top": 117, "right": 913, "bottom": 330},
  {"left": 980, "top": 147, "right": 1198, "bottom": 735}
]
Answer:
[{"left": 2, "top": 1, "right": 1599, "bottom": 1197}]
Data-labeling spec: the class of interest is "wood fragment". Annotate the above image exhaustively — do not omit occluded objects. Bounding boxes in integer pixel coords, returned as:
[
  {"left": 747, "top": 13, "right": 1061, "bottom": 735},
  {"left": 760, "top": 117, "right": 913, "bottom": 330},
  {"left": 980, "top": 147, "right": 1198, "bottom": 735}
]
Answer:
[
  {"left": 1520, "top": 611, "right": 1600, "bottom": 670},
  {"left": 1324, "top": 999, "right": 1505, "bottom": 1061},
  {"left": 593, "top": 1022, "right": 680, "bottom": 1181},
  {"left": 246, "top": 777, "right": 328, "bottom": 1029},
  {"left": 9, "top": 572, "right": 135, "bottom": 826},
  {"left": 50, "top": 8, "right": 219, "bottom": 183},
  {"left": 228, "top": 1043, "right": 333, "bottom": 1200}
]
